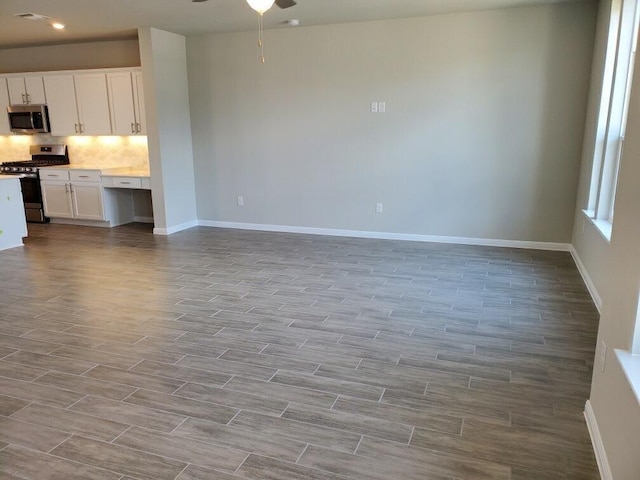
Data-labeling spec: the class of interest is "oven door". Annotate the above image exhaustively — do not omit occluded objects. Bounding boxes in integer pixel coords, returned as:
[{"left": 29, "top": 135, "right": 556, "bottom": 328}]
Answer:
[{"left": 16, "top": 174, "right": 46, "bottom": 222}]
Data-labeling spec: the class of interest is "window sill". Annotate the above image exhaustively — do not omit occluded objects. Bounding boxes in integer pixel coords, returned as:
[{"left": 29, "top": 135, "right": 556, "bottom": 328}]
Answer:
[
  {"left": 581, "top": 209, "right": 612, "bottom": 243},
  {"left": 616, "top": 349, "right": 640, "bottom": 405}
]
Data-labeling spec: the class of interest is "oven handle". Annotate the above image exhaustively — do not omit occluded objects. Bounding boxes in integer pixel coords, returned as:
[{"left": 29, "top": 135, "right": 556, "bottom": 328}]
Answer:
[{"left": 0, "top": 173, "right": 38, "bottom": 179}]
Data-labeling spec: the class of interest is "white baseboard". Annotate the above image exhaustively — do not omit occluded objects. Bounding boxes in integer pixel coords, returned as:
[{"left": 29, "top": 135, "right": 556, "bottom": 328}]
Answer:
[
  {"left": 134, "top": 216, "right": 154, "bottom": 224},
  {"left": 570, "top": 245, "right": 603, "bottom": 313},
  {"left": 153, "top": 219, "right": 198, "bottom": 236},
  {"left": 584, "top": 400, "right": 612, "bottom": 480},
  {"left": 197, "top": 220, "right": 571, "bottom": 251},
  {"left": 49, "top": 218, "right": 111, "bottom": 228}
]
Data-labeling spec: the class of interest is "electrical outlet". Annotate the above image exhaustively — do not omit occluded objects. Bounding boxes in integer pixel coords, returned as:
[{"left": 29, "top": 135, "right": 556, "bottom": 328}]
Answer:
[
  {"left": 600, "top": 340, "right": 607, "bottom": 372},
  {"left": 379, "top": 101, "right": 386, "bottom": 113},
  {"left": 237, "top": 196, "right": 244, "bottom": 206},
  {"left": 371, "top": 102, "right": 378, "bottom": 113},
  {"left": 376, "top": 203, "right": 383, "bottom": 214}
]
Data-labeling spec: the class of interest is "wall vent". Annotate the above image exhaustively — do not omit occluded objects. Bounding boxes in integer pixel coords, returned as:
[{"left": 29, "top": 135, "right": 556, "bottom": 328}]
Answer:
[{"left": 13, "top": 13, "right": 51, "bottom": 21}]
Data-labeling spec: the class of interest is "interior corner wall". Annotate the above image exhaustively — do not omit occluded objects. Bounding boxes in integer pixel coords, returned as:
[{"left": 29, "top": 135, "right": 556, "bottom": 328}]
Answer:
[
  {"left": 138, "top": 27, "right": 197, "bottom": 232},
  {"left": 0, "top": 39, "right": 141, "bottom": 73},
  {"left": 571, "top": 0, "right": 640, "bottom": 478},
  {"left": 186, "top": 3, "right": 597, "bottom": 243}
]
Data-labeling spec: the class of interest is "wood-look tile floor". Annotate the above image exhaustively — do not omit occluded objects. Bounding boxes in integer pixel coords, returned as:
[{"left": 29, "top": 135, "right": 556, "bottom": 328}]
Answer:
[{"left": 0, "top": 223, "right": 600, "bottom": 479}]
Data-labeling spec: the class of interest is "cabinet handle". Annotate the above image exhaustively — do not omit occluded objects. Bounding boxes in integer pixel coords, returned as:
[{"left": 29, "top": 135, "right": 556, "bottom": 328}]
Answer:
[
  {"left": 80, "top": 123, "right": 84, "bottom": 133},
  {"left": 136, "top": 123, "right": 141, "bottom": 133},
  {"left": 65, "top": 183, "right": 69, "bottom": 193},
  {"left": 79, "top": 175, "right": 90, "bottom": 178},
  {"left": 131, "top": 123, "right": 136, "bottom": 133},
  {"left": 26, "top": 93, "right": 31, "bottom": 104},
  {"left": 21, "top": 93, "right": 26, "bottom": 104},
  {"left": 74, "top": 123, "right": 79, "bottom": 134},
  {"left": 120, "top": 181, "right": 131, "bottom": 185}
]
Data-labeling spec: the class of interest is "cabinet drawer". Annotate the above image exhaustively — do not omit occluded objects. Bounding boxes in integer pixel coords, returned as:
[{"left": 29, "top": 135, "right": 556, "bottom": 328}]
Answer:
[
  {"left": 70, "top": 170, "right": 101, "bottom": 182},
  {"left": 111, "top": 177, "right": 142, "bottom": 189},
  {"left": 40, "top": 169, "right": 70, "bottom": 181}
]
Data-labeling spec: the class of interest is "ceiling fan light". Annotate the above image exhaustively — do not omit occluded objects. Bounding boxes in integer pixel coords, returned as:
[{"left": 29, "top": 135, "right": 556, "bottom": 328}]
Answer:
[{"left": 246, "top": 0, "right": 276, "bottom": 14}]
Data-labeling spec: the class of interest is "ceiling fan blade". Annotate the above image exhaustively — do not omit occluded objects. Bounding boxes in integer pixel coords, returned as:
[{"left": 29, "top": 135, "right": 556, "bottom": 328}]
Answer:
[{"left": 275, "top": 0, "right": 297, "bottom": 8}]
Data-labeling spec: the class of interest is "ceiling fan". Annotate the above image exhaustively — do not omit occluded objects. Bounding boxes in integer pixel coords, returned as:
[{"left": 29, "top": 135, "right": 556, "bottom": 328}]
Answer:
[{"left": 246, "top": 0, "right": 298, "bottom": 62}]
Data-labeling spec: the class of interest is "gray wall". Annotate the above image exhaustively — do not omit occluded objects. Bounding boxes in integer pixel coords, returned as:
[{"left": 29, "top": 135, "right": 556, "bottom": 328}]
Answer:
[
  {"left": 187, "top": 3, "right": 597, "bottom": 242},
  {"left": 572, "top": 1, "right": 640, "bottom": 478},
  {"left": 139, "top": 28, "right": 197, "bottom": 233},
  {"left": 0, "top": 39, "right": 140, "bottom": 73}
]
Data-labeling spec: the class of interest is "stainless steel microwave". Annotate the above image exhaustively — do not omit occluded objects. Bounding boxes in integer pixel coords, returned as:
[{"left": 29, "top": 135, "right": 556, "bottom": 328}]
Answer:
[{"left": 7, "top": 104, "right": 50, "bottom": 134}]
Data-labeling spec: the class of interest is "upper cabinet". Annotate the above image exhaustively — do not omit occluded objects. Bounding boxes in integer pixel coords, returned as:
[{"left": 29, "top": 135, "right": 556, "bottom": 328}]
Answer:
[
  {"left": 1, "top": 68, "right": 145, "bottom": 137},
  {"left": 75, "top": 73, "right": 112, "bottom": 135},
  {"left": 7, "top": 75, "right": 46, "bottom": 105},
  {"left": 0, "top": 78, "right": 11, "bottom": 134},
  {"left": 44, "top": 72, "right": 117, "bottom": 136},
  {"left": 107, "top": 71, "right": 146, "bottom": 135}
]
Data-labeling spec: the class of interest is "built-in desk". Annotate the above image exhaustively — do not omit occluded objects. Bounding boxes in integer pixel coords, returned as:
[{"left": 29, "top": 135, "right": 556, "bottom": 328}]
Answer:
[{"left": 101, "top": 168, "right": 151, "bottom": 190}]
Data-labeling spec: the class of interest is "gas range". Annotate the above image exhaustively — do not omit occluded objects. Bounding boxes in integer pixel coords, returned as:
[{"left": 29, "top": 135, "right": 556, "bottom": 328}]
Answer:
[
  {"left": 0, "top": 145, "right": 70, "bottom": 176},
  {"left": 0, "top": 144, "right": 69, "bottom": 223}
]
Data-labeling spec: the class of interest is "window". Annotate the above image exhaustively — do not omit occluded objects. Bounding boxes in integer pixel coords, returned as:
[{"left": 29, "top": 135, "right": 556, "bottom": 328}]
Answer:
[{"left": 586, "top": 0, "right": 640, "bottom": 240}]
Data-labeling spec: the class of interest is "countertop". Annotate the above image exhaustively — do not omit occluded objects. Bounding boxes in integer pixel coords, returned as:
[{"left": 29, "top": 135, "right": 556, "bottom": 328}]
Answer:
[
  {"left": 0, "top": 174, "right": 23, "bottom": 181},
  {"left": 40, "top": 165, "right": 151, "bottom": 177}
]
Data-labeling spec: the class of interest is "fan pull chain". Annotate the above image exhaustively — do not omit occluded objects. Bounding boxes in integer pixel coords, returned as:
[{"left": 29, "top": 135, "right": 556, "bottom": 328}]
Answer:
[{"left": 258, "top": 13, "right": 265, "bottom": 63}]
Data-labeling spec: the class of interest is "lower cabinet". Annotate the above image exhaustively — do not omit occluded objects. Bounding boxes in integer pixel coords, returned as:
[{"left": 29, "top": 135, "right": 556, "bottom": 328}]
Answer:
[
  {"left": 41, "top": 169, "right": 105, "bottom": 221},
  {"left": 41, "top": 180, "right": 105, "bottom": 221},
  {"left": 40, "top": 168, "right": 140, "bottom": 227}
]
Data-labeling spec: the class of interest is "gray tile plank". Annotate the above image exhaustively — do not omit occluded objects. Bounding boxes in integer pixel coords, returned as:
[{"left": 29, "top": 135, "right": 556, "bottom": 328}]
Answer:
[
  {"left": 0, "top": 376, "right": 84, "bottom": 408},
  {"left": 0, "top": 444, "right": 121, "bottom": 480},
  {"left": 11, "top": 403, "right": 129, "bottom": 442},
  {"left": 33, "top": 371, "right": 137, "bottom": 401},
  {"left": 230, "top": 410, "right": 362, "bottom": 453},
  {"left": 70, "top": 395, "right": 187, "bottom": 433},
  {"left": 224, "top": 375, "right": 338, "bottom": 409},
  {"left": 51, "top": 435, "right": 187, "bottom": 480},
  {"left": 174, "top": 417, "right": 306, "bottom": 462},
  {"left": 124, "top": 388, "right": 238, "bottom": 424},
  {"left": 237, "top": 454, "right": 351, "bottom": 480},
  {"left": 0, "top": 416, "right": 71, "bottom": 452},
  {"left": 282, "top": 402, "right": 412, "bottom": 444},
  {"left": 84, "top": 365, "right": 186, "bottom": 394},
  {"left": 174, "top": 381, "right": 288, "bottom": 415},
  {"left": 114, "top": 426, "right": 247, "bottom": 472}
]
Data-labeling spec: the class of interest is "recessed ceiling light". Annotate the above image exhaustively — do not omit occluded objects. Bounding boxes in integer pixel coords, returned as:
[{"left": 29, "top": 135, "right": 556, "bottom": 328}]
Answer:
[
  {"left": 286, "top": 19, "right": 300, "bottom": 26},
  {"left": 51, "top": 22, "right": 65, "bottom": 30},
  {"left": 13, "top": 12, "right": 51, "bottom": 21}
]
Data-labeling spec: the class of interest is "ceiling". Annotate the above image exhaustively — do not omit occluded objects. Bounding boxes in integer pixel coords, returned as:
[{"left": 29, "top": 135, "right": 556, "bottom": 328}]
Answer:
[{"left": 0, "top": 0, "right": 591, "bottom": 49}]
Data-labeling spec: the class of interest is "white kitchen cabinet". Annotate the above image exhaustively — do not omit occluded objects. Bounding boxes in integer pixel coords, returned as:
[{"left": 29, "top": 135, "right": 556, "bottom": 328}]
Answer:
[
  {"left": 43, "top": 75, "right": 78, "bottom": 136},
  {"left": 43, "top": 73, "right": 111, "bottom": 136},
  {"left": 132, "top": 71, "right": 146, "bottom": 135},
  {"left": 107, "top": 71, "right": 146, "bottom": 135},
  {"left": 75, "top": 74, "right": 112, "bottom": 135},
  {"left": 41, "top": 169, "right": 105, "bottom": 221},
  {"left": 7, "top": 75, "right": 46, "bottom": 105},
  {"left": 0, "top": 78, "right": 11, "bottom": 134}
]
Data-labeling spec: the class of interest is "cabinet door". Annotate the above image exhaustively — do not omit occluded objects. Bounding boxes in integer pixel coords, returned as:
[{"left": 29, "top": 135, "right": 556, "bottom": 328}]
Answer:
[
  {"left": 75, "top": 74, "right": 112, "bottom": 135},
  {"left": 43, "top": 75, "right": 80, "bottom": 136},
  {"left": 24, "top": 76, "right": 46, "bottom": 104},
  {"left": 41, "top": 181, "right": 73, "bottom": 218},
  {"left": 71, "top": 183, "right": 105, "bottom": 220},
  {"left": 7, "top": 77, "right": 26, "bottom": 105},
  {"left": 107, "top": 72, "right": 137, "bottom": 135},
  {"left": 132, "top": 71, "right": 146, "bottom": 135},
  {"left": 0, "top": 78, "right": 11, "bottom": 134}
]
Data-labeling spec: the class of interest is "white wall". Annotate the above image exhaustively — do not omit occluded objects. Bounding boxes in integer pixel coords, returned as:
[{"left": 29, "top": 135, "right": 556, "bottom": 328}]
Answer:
[
  {"left": 0, "top": 39, "right": 140, "bottom": 73},
  {"left": 572, "top": 1, "right": 640, "bottom": 478},
  {"left": 139, "top": 28, "right": 197, "bottom": 233},
  {"left": 187, "top": 3, "right": 596, "bottom": 243}
]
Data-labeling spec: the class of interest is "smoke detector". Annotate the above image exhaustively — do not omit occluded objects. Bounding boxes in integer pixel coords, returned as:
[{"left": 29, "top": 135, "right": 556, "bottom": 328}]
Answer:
[{"left": 14, "top": 13, "right": 52, "bottom": 21}]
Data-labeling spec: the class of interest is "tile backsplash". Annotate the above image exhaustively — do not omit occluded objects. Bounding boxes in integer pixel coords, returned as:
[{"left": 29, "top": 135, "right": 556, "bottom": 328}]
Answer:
[{"left": 0, "top": 134, "right": 149, "bottom": 169}]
